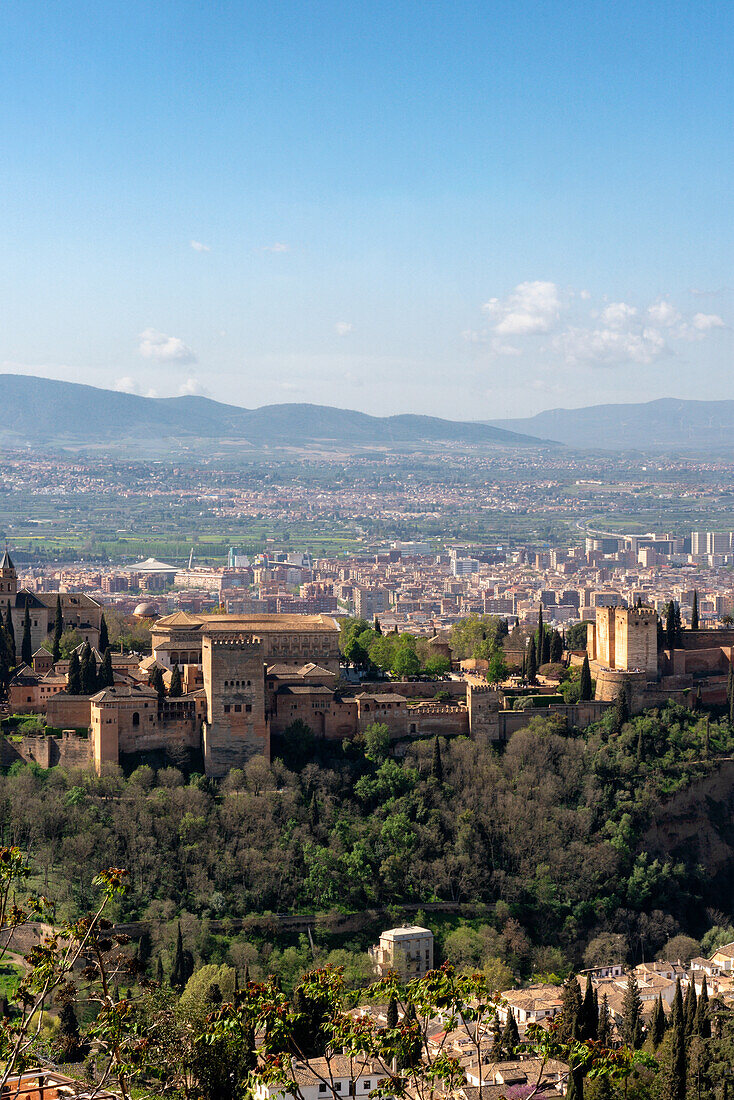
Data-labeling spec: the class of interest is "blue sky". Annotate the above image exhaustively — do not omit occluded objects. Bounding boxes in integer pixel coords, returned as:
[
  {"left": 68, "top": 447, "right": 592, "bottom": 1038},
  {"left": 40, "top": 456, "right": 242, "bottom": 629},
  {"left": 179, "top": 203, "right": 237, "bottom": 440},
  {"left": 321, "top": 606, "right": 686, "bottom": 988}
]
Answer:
[{"left": 1, "top": 0, "right": 732, "bottom": 418}]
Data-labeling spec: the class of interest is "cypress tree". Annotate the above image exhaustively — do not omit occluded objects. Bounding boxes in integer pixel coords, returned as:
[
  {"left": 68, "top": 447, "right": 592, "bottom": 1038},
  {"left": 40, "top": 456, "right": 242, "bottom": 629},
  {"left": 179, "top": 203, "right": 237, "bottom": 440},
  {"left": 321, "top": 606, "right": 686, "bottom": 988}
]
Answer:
[
  {"left": 57, "top": 1000, "right": 82, "bottom": 1062},
  {"left": 657, "top": 616, "right": 665, "bottom": 651},
  {"left": 674, "top": 604, "right": 682, "bottom": 646},
  {"left": 536, "top": 605, "right": 544, "bottom": 659},
  {"left": 542, "top": 627, "right": 551, "bottom": 665},
  {"left": 150, "top": 665, "right": 165, "bottom": 700},
  {"left": 667, "top": 1008, "right": 687, "bottom": 1100},
  {"left": 694, "top": 685, "right": 702, "bottom": 711},
  {"left": 691, "top": 590, "right": 699, "bottom": 630},
  {"left": 621, "top": 971, "right": 643, "bottom": 1048},
  {"left": 21, "top": 604, "right": 32, "bottom": 666},
  {"left": 374, "top": 617, "right": 382, "bottom": 635},
  {"left": 579, "top": 654, "right": 592, "bottom": 701},
  {"left": 650, "top": 994, "right": 667, "bottom": 1047},
  {"left": 80, "top": 644, "right": 97, "bottom": 695},
  {"left": 501, "top": 1008, "right": 519, "bottom": 1050},
  {"left": 559, "top": 976, "right": 582, "bottom": 1042},
  {"left": 169, "top": 664, "right": 183, "bottom": 697},
  {"left": 386, "top": 993, "right": 398, "bottom": 1030},
  {"left": 597, "top": 993, "right": 612, "bottom": 1047},
  {"left": 666, "top": 601, "right": 676, "bottom": 649},
  {"left": 52, "top": 595, "right": 63, "bottom": 663},
  {"left": 728, "top": 665, "right": 734, "bottom": 724},
  {"left": 580, "top": 975, "right": 597, "bottom": 1040},
  {"left": 431, "top": 736, "right": 443, "bottom": 783},
  {"left": 156, "top": 955, "right": 164, "bottom": 983},
  {"left": 491, "top": 1016, "right": 503, "bottom": 1060},
  {"left": 170, "top": 923, "right": 186, "bottom": 991},
  {"left": 98, "top": 648, "right": 114, "bottom": 688},
  {"left": 612, "top": 685, "right": 629, "bottom": 732},
  {"left": 99, "top": 613, "right": 109, "bottom": 654},
  {"left": 670, "top": 977, "right": 684, "bottom": 1033},
  {"left": 550, "top": 630, "right": 563, "bottom": 663},
  {"left": 4, "top": 601, "right": 14, "bottom": 651},
  {"left": 528, "top": 636, "right": 537, "bottom": 684},
  {"left": 730, "top": 675, "right": 734, "bottom": 728},
  {"left": 694, "top": 976, "right": 710, "bottom": 1038},
  {"left": 683, "top": 978, "right": 697, "bottom": 1036},
  {"left": 67, "top": 650, "right": 82, "bottom": 695}
]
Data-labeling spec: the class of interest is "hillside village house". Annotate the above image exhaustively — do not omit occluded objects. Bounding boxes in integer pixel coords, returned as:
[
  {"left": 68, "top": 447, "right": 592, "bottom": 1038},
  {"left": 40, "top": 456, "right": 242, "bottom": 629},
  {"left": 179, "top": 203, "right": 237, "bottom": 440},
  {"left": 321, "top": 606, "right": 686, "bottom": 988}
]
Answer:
[
  {"left": 369, "top": 926, "right": 434, "bottom": 980},
  {"left": 253, "top": 1057, "right": 388, "bottom": 1100}
]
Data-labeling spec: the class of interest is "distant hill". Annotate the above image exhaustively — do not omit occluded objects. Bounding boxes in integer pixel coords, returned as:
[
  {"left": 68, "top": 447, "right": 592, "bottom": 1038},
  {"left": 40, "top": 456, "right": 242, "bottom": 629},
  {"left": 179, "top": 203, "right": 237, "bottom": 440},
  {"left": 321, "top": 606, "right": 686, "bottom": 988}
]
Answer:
[
  {"left": 0, "top": 374, "right": 542, "bottom": 453},
  {"left": 490, "top": 398, "right": 734, "bottom": 450}
]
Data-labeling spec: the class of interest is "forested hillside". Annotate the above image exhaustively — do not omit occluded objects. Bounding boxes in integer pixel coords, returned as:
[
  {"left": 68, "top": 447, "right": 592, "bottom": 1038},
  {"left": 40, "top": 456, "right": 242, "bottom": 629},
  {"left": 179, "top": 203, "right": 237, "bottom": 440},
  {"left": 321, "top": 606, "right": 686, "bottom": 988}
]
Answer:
[{"left": 5, "top": 702, "right": 734, "bottom": 986}]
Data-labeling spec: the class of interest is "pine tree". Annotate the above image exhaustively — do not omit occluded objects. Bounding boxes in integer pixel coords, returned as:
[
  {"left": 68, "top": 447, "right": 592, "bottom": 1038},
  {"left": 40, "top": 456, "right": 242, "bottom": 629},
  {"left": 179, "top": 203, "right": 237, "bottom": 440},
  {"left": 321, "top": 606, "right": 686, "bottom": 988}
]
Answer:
[
  {"left": 99, "top": 612, "right": 109, "bottom": 654},
  {"left": 386, "top": 993, "right": 398, "bottom": 1030},
  {"left": 694, "top": 976, "right": 710, "bottom": 1038},
  {"left": 52, "top": 595, "right": 63, "bottom": 663},
  {"left": 621, "top": 972, "right": 643, "bottom": 1049},
  {"left": 558, "top": 976, "right": 582, "bottom": 1042},
  {"left": 650, "top": 994, "right": 667, "bottom": 1047},
  {"left": 67, "top": 650, "right": 82, "bottom": 694},
  {"left": 528, "top": 636, "right": 537, "bottom": 684},
  {"left": 98, "top": 648, "right": 114, "bottom": 688},
  {"left": 683, "top": 978, "right": 697, "bottom": 1036},
  {"left": 597, "top": 993, "right": 612, "bottom": 1047},
  {"left": 21, "top": 604, "right": 32, "bottom": 666},
  {"left": 169, "top": 664, "right": 183, "bottom": 697},
  {"left": 431, "top": 736, "right": 443, "bottom": 783},
  {"left": 691, "top": 590, "right": 699, "bottom": 630},
  {"left": 579, "top": 655, "right": 592, "bottom": 701}
]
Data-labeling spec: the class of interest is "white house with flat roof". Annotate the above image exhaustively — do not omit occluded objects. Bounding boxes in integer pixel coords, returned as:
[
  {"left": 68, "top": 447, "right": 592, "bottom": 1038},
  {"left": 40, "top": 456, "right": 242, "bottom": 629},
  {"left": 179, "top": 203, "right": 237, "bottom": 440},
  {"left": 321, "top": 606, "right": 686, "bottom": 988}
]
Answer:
[{"left": 369, "top": 925, "right": 434, "bottom": 980}]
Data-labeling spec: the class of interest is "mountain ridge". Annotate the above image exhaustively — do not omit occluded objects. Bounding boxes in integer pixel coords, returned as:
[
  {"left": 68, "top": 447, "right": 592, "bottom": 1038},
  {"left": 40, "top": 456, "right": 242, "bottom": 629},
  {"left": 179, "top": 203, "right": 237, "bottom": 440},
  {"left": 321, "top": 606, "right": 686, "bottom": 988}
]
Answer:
[{"left": 0, "top": 374, "right": 542, "bottom": 452}]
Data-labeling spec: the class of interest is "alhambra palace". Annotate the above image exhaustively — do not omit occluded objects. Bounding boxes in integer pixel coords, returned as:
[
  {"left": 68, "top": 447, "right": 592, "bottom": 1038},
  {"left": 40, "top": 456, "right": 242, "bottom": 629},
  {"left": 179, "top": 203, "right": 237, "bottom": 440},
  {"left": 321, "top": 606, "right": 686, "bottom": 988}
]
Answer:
[{"left": 4, "top": 548, "right": 734, "bottom": 777}]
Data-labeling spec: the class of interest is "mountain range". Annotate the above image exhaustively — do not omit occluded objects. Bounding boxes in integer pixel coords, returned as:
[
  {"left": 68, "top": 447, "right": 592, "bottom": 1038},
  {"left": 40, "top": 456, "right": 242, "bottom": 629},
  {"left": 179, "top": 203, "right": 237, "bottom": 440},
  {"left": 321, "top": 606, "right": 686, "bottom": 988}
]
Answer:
[
  {"left": 0, "top": 374, "right": 539, "bottom": 453},
  {"left": 490, "top": 398, "right": 734, "bottom": 450}
]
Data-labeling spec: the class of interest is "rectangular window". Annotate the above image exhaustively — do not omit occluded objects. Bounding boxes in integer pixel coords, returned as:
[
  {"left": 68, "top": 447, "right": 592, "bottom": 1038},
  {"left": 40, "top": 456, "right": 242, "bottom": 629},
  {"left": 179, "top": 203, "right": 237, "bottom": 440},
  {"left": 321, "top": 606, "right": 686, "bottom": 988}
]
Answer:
[
  {"left": 319, "top": 1087, "right": 327, "bottom": 1094},
  {"left": 246, "top": 704, "right": 252, "bottom": 712},
  {"left": 224, "top": 704, "right": 231, "bottom": 714},
  {"left": 234, "top": 704, "right": 242, "bottom": 712},
  {"left": 335, "top": 1085, "right": 342, "bottom": 1092}
]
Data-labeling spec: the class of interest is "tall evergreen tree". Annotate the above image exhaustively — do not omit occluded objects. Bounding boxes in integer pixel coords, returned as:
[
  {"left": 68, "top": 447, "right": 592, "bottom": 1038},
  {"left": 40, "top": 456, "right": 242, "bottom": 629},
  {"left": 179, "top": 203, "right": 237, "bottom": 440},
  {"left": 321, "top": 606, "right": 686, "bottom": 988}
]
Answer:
[
  {"left": 98, "top": 613, "right": 109, "bottom": 654},
  {"left": 597, "top": 993, "right": 612, "bottom": 1047},
  {"left": 67, "top": 650, "right": 82, "bottom": 694},
  {"left": 491, "top": 1017, "right": 503, "bottom": 1060},
  {"left": 683, "top": 978, "right": 697, "bottom": 1037},
  {"left": 170, "top": 923, "right": 187, "bottom": 991},
  {"left": 558, "top": 976, "right": 582, "bottom": 1042},
  {"left": 98, "top": 648, "right": 114, "bottom": 689},
  {"left": 150, "top": 665, "right": 165, "bottom": 700},
  {"left": 431, "top": 736, "right": 443, "bottom": 783},
  {"left": 657, "top": 616, "right": 665, "bottom": 651},
  {"left": 650, "top": 994, "right": 667, "bottom": 1047},
  {"left": 550, "top": 630, "right": 563, "bottom": 663},
  {"left": 57, "top": 1000, "right": 82, "bottom": 1062},
  {"left": 52, "top": 595, "right": 63, "bottom": 663},
  {"left": 580, "top": 976, "right": 597, "bottom": 1040},
  {"left": 80, "top": 644, "right": 97, "bottom": 695},
  {"left": 386, "top": 993, "right": 398, "bottom": 1030},
  {"left": 527, "top": 636, "right": 537, "bottom": 684},
  {"left": 621, "top": 972, "right": 643, "bottom": 1049},
  {"left": 4, "top": 601, "right": 14, "bottom": 651},
  {"left": 666, "top": 601, "right": 677, "bottom": 649},
  {"left": 542, "top": 627, "right": 551, "bottom": 664},
  {"left": 21, "top": 604, "right": 32, "bottom": 666},
  {"left": 169, "top": 664, "right": 183, "bottom": 697},
  {"left": 536, "top": 604, "right": 544, "bottom": 657},
  {"left": 667, "top": 1003, "right": 687, "bottom": 1100},
  {"left": 674, "top": 603, "right": 682, "bottom": 646},
  {"left": 670, "top": 977, "right": 684, "bottom": 1033},
  {"left": 691, "top": 590, "right": 699, "bottom": 630},
  {"left": 501, "top": 1008, "right": 519, "bottom": 1050},
  {"left": 579, "top": 654, "right": 592, "bottom": 701},
  {"left": 694, "top": 976, "right": 710, "bottom": 1038},
  {"left": 611, "top": 685, "right": 629, "bottom": 733}
]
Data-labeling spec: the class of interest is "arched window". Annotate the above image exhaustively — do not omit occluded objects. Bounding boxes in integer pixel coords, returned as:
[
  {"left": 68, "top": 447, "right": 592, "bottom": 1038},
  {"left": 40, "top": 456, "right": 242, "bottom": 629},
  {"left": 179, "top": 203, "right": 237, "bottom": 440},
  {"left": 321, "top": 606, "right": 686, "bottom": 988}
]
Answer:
[{"left": 132, "top": 712, "right": 140, "bottom": 727}]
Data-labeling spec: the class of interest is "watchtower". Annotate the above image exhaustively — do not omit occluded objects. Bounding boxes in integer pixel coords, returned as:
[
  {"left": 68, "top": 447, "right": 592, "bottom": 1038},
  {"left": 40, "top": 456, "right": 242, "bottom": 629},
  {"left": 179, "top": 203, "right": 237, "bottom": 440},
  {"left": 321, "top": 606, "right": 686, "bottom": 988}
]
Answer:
[
  {"left": 201, "top": 633, "right": 269, "bottom": 777},
  {"left": 0, "top": 548, "right": 17, "bottom": 598}
]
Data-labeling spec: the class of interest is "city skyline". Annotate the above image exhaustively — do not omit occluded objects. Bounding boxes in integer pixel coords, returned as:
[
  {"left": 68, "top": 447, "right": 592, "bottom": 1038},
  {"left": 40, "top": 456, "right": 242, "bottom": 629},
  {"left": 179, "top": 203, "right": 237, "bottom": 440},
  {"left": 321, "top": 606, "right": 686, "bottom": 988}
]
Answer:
[{"left": 1, "top": 0, "right": 732, "bottom": 418}]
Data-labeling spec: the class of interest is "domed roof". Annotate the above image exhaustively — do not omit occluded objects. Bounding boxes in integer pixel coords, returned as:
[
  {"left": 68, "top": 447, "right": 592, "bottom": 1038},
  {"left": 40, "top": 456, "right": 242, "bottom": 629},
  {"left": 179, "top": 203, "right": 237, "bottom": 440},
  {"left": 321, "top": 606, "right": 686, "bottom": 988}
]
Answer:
[{"left": 133, "top": 601, "right": 159, "bottom": 619}]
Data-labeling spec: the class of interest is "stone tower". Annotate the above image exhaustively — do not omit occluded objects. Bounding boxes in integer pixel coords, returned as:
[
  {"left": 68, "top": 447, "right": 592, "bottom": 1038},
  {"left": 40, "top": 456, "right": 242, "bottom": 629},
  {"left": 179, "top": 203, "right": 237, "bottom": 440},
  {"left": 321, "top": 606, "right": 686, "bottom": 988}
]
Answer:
[
  {"left": 589, "top": 606, "right": 657, "bottom": 676},
  {"left": 0, "top": 549, "right": 17, "bottom": 599},
  {"left": 467, "top": 683, "right": 500, "bottom": 742},
  {"left": 201, "top": 632, "right": 270, "bottom": 777}
]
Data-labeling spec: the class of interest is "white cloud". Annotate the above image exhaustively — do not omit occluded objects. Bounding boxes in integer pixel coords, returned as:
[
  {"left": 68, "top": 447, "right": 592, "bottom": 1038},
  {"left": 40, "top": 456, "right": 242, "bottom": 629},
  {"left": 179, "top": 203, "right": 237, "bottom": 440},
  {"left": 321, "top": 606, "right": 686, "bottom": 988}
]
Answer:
[
  {"left": 334, "top": 321, "right": 353, "bottom": 336},
  {"left": 138, "top": 328, "right": 197, "bottom": 364},
  {"left": 483, "top": 280, "right": 562, "bottom": 336},
  {"left": 263, "top": 242, "right": 290, "bottom": 253},
  {"left": 178, "top": 377, "right": 208, "bottom": 397},
  {"left": 601, "top": 302, "right": 638, "bottom": 328},
  {"left": 554, "top": 325, "right": 667, "bottom": 366},
  {"left": 190, "top": 240, "right": 211, "bottom": 252},
  {"left": 692, "top": 311, "right": 725, "bottom": 331},
  {"left": 647, "top": 300, "right": 681, "bottom": 327}
]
